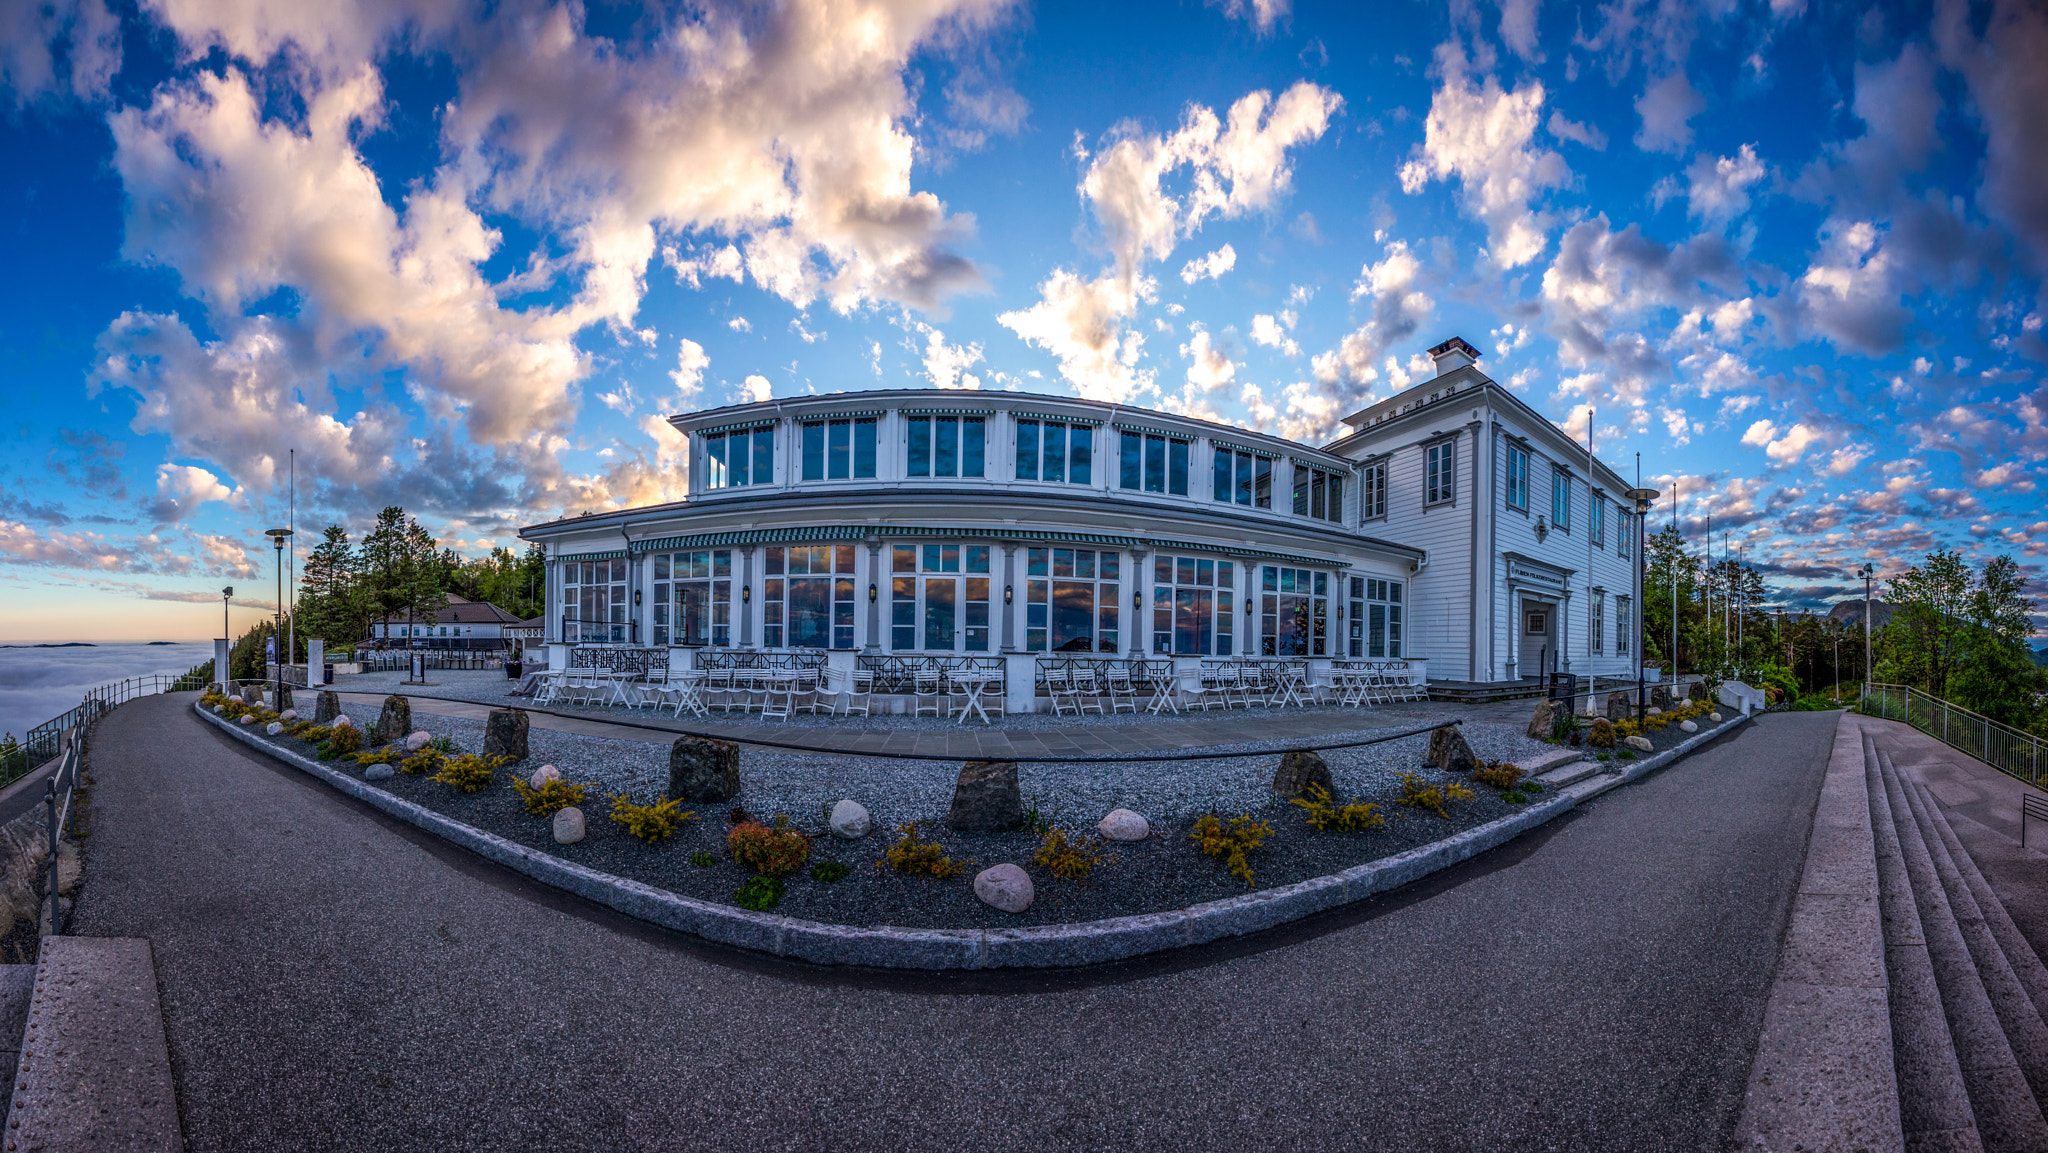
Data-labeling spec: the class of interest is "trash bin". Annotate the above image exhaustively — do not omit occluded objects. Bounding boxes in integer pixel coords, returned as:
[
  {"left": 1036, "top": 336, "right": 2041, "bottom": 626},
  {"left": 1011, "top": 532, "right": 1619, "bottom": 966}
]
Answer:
[
  {"left": 505, "top": 660, "right": 523, "bottom": 679},
  {"left": 323, "top": 663, "right": 335, "bottom": 684}
]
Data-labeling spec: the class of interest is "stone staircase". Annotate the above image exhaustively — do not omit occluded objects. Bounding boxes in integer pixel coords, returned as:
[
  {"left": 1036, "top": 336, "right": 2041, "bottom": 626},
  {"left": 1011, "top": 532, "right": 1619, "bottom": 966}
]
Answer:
[{"left": 1741, "top": 715, "right": 2048, "bottom": 1152}]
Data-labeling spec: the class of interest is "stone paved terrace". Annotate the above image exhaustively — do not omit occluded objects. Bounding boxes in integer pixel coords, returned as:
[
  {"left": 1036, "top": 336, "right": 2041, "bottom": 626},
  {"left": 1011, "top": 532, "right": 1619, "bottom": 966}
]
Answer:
[{"left": 326, "top": 668, "right": 1550, "bottom": 758}]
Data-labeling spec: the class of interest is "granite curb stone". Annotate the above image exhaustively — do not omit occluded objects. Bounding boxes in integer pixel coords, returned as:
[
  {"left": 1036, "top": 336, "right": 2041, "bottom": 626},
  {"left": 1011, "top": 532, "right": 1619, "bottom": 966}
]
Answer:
[{"left": 193, "top": 701, "right": 1749, "bottom": 970}]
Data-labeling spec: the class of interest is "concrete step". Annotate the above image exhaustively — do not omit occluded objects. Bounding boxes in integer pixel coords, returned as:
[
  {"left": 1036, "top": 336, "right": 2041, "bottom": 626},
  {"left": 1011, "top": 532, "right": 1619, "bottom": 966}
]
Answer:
[
  {"left": 1538, "top": 759, "right": 1603, "bottom": 789},
  {"left": 4, "top": 936, "right": 182, "bottom": 1152},
  {"left": 1900, "top": 772, "right": 2048, "bottom": 1115},
  {"left": 1917, "top": 782, "right": 2048, "bottom": 1039},
  {"left": 1876, "top": 743, "right": 2048, "bottom": 1151},
  {"left": 1866, "top": 733, "right": 1986, "bottom": 1151},
  {"left": 1517, "top": 747, "right": 1584, "bottom": 778}
]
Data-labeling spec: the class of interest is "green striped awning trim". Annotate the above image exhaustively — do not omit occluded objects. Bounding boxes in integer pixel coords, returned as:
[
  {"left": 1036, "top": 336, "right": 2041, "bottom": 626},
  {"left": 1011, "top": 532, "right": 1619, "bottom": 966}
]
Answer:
[
  {"left": 697, "top": 418, "right": 778, "bottom": 437},
  {"left": 1215, "top": 441, "right": 1283, "bottom": 460},
  {"left": 555, "top": 550, "right": 627, "bottom": 563},
  {"left": 1015, "top": 411, "right": 1104, "bottom": 426},
  {"left": 1111, "top": 422, "right": 1186, "bottom": 440},
  {"left": 796, "top": 410, "right": 885, "bottom": 421},
  {"left": 628, "top": 525, "right": 1361, "bottom": 568},
  {"left": 900, "top": 407, "right": 994, "bottom": 417}
]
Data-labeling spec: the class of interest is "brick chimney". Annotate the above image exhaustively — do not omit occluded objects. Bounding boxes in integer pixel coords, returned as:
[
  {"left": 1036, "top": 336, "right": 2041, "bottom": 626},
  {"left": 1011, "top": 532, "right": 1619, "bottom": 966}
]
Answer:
[{"left": 1428, "top": 336, "right": 1480, "bottom": 378}]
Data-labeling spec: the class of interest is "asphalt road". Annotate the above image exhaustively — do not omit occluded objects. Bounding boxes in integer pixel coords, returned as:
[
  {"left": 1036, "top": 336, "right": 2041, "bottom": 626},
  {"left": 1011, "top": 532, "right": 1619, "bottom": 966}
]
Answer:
[{"left": 71, "top": 694, "right": 1837, "bottom": 1152}]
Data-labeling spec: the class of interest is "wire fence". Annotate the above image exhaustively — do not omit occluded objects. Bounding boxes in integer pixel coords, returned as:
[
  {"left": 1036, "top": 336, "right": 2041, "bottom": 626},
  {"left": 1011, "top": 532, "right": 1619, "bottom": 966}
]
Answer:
[{"left": 1859, "top": 682, "right": 2046, "bottom": 789}]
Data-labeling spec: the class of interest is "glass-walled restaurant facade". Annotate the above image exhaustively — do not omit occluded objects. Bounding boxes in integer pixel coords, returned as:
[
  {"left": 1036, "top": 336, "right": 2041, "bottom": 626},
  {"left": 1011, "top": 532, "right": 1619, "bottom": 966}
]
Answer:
[{"left": 527, "top": 392, "right": 1425, "bottom": 675}]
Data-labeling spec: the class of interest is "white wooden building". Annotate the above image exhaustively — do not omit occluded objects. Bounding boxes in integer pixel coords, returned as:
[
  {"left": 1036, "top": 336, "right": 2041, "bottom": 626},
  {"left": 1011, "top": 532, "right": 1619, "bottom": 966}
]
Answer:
[{"left": 519, "top": 336, "right": 1646, "bottom": 691}]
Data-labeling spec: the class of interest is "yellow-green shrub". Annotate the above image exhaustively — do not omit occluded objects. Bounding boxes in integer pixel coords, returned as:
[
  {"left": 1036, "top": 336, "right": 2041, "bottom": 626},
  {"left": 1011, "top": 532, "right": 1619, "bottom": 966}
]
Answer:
[
  {"left": 1589, "top": 719, "right": 1616, "bottom": 748},
  {"left": 321, "top": 725, "right": 362, "bottom": 758},
  {"left": 400, "top": 747, "right": 445, "bottom": 775},
  {"left": 609, "top": 794, "right": 695, "bottom": 843},
  {"left": 1397, "top": 771, "right": 1474, "bottom": 818},
  {"left": 510, "top": 776, "right": 589, "bottom": 816},
  {"left": 728, "top": 817, "right": 810, "bottom": 876},
  {"left": 884, "top": 822, "right": 962, "bottom": 878},
  {"left": 1033, "top": 827, "right": 1110, "bottom": 879},
  {"left": 1290, "top": 783, "right": 1385, "bottom": 833},
  {"left": 352, "top": 746, "right": 405, "bottom": 766},
  {"left": 1191, "top": 813, "right": 1270, "bottom": 887},
  {"left": 431, "top": 753, "right": 507, "bottom": 793}
]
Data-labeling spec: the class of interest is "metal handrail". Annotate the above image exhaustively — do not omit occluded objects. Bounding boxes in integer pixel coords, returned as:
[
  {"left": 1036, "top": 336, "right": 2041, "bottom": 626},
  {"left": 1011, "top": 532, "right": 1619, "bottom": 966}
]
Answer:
[{"left": 1859, "top": 682, "right": 2046, "bottom": 789}]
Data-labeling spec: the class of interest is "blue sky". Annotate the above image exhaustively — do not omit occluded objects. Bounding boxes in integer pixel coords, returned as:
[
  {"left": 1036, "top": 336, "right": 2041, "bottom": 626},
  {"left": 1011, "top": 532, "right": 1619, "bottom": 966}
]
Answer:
[{"left": 1, "top": 0, "right": 2043, "bottom": 641}]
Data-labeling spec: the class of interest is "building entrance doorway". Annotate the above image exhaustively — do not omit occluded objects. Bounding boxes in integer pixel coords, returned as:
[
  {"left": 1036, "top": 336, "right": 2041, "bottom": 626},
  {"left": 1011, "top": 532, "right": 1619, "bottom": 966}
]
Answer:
[{"left": 1520, "top": 600, "right": 1557, "bottom": 678}]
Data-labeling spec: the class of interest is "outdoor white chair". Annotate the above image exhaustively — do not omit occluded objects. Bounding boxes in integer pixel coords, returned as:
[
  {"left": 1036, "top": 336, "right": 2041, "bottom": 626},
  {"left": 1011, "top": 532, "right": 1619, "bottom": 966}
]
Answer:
[
  {"left": 842, "top": 670, "right": 874, "bottom": 717},
  {"left": 795, "top": 667, "right": 826, "bottom": 714},
  {"left": 1071, "top": 666, "right": 1105, "bottom": 715},
  {"left": 759, "top": 677, "right": 793, "bottom": 722},
  {"left": 1106, "top": 668, "right": 1137, "bottom": 713},
  {"left": 1045, "top": 668, "right": 1076, "bottom": 716},
  {"left": 702, "top": 668, "right": 732, "bottom": 713},
  {"left": 531, "top": 670, "right": 563, "bottom": 706},
  {"left": 914, "top": 670, "right": 943, "bottom": 717}
]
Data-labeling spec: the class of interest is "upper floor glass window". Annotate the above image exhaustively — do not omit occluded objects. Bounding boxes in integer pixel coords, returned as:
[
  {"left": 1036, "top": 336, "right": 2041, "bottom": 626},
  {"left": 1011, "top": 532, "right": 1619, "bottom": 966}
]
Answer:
[
  {"left": 1591, "top": 494, "right": 1606, "bottom": 547},
  {"left": 1213, "top": 447, "right": 1273, "bottom": 508},
  {"left": 1015, "top": 420, "right": 1092, "bottom": 484},
  {"left": 907, "top": 415, "right": 985, "bottom": 478},
  {"left": 799, "top": 418, "right": 877, "bottom": 481},
  {"left": 1119, "top": 431, "right": 1189, "bottom": 495},
  {"left": 1425, "top": 442, "right": 1456, "bottom": 506},
  {"left": 1293, "top": 463, "right": 1344, "bottom": 522},
  {"left": 702, "top": 426, "right": 774, "bottom": 489},
  {"left": 1551, "top": 468, "right": 1572, "bottom": 530},
  {"left": 1618, "top": 510, "right": 1631, "bottom": 557},
  {"left": 1360, "top": 462, "right": 1387, "bottom": 520},
  {"left": 1505, "top": 443, "right": 1529, "bottom": 510}
]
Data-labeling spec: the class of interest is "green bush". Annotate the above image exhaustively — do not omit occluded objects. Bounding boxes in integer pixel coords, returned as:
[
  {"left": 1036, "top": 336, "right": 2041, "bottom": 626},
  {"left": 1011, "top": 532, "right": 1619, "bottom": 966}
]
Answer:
[
  {"left": 689, "top": 852, "right": 717, "bottom": 867},
  {"left": 431, "top": 753, "right": 508, "bottom": 794},
  {"left": 510, "top": 776, "right": 588, "bottom": 816},
  {"left": 809, "top": 861, "right": 850, "bottom": 883},
  {"left": 1397, "top": 771, "right": 1474, "bottom": 818},
  {"left": 1289, "top": 783, "right": 1385, "bottom": 833},
  {"left": 735, "top": 875, "right": 784, "bottom": 911},
  {"left": 609, "top": 794, "right": 695, "bottom": 844},
  {"left": 728, "top": 817, "right": 810, "bottom": 877},
  {"left": 1190, "top": 813, "right": 1270, "bottom": 887},
  {"left": 1033, "top": 827, "right": 1111, "bottom": 879},
  {"left": 884, "top": 822, "right": 963, "bottom": 878}
]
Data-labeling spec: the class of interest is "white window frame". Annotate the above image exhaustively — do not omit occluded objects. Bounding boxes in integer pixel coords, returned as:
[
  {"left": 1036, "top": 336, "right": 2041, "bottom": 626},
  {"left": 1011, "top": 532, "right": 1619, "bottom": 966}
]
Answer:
[
  {"left": 1505, "top": 443, "right": 1529, "bottom": 511},
  {"left": 1425, "top": 442, "right": 1456, "bottom": 507},
  {"left": 1360, "top": 461, "right": 1387, "bottom": 521},
  {"left": 1551, "top": 467, "right": 1571, "bottom": 532}
]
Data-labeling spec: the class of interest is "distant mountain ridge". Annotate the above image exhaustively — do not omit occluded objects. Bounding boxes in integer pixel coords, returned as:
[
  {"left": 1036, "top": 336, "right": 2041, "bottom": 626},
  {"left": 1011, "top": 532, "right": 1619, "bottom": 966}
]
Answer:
[{"left": 1829, "top": 599, "right": 1893, "bottom": 631}]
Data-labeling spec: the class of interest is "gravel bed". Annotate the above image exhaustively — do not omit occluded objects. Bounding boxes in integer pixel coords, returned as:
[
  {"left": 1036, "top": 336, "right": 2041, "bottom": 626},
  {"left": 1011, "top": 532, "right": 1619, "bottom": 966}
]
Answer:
[{"left": 222, "top": 700, "right": 1735, "bottom": 931}]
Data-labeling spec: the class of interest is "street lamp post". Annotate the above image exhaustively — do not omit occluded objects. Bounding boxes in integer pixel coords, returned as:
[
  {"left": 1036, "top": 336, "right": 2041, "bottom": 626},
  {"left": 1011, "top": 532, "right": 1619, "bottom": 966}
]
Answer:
[
  {"left": 265, "top": 528, "right": 294, "bottom": 711},
  {"left": 1628, "top": 486, "right": 1660, "bottom": 721},
  {"left": 221, "top": 586, "right": 233, "bottom": 688},
  {"left": 1859, "top": 562, "right": 1876, "bottom": 693}
]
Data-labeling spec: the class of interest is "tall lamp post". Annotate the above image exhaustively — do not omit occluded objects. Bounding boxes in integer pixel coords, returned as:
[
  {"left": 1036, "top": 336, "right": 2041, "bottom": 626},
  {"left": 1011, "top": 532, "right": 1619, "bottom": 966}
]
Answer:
[
  {"left": 265, "top": 528, "right": 294, "bottom": 710},
  {"left": 221, "top": 586, "right": 233, "bottom": 688},
  {"left": 1858, "top": 562, "right": 1877, "bottom": 694},
  {"left": 1628, "top": 485, "right": 1661, "bottom": 720}
]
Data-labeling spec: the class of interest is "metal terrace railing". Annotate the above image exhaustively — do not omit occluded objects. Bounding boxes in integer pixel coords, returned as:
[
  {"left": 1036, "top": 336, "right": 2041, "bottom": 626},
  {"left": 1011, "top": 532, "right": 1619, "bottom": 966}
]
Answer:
[
  {"left": 1860, "top": 682, "right": 2046, "bottom": 789},
  {"left": 1, "top": 660, "right": 215, "bottom": 789}
]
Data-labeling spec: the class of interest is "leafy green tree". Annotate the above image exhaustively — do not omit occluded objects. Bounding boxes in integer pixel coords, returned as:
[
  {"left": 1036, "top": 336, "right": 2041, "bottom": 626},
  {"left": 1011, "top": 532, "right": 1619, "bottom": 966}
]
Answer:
[
  {"left": 1876, "top": 548, "right": 2046, "bottom": 730},
  {"left": 295, "top": 526, "right": 368, "bottom": 657},
  {"left": 359, "top": 507, "right": 448, "bottom": 646}
]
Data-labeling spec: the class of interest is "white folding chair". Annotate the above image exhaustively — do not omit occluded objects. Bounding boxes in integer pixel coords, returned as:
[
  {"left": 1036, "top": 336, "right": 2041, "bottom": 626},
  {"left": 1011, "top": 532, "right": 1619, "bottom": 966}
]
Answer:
[
  {"left": 1107, "top": 668, "right": 1137, "bottom": 713},
  {"left": 1072, "top": 667, "right": 1105, "bottom": 715},
  {"left": 1045, "top": 668, "right": 1076, "bottom": 716},
  {"left": 914, "top": 670, "right": 943, "bottom": 717},
  {"left": 843, "top": 670, "right": 873, "bottom": 717}
]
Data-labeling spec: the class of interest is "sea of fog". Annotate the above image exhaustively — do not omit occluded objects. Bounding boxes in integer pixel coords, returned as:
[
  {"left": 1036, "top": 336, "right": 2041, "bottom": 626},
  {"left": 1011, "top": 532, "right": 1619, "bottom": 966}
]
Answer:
[{"left": 0, "top": 642, "right": 214, "bottom": 743}]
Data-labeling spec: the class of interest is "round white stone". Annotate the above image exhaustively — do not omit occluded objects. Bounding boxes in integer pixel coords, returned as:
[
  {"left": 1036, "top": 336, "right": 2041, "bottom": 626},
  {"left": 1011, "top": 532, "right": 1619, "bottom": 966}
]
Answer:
[
  {"left": 404, "top": 730, "right": 433, "bottom": 751},
  {"left": 829, "top": 799, "right": 872, "bottom": 839},
  {"left": 1646, "top": 707, "right": 1663, "bottom": 716},
  {"left": 211, "top": 704, "right": 225, "bottom": 715},
  {"left": 552, "top": 806, "right": 586, "bottom": 844},
  {"left": 973, "top": 863, "right": 1034, "bottom": 914},
  {"left": 1097, "top": 808, "right": 1150, "bottom": 841},
  {"left": 332, "top": 715, "right": 355, "bottom": 730},
  {"left": 264, "top": 721, "right": 284, "bottom": 735},
  {"left": 1624, "top": 735, "right": 1654, "bottom": 753},
  {"left": 279, "top": 709, "right": 298, "bottom": 721},
  {"left": 529, "top": 765, "right": 562, "bottom": 790},
  {"left": 1709, "top": 711, "right": 1722, "bottom": 722},
  {"left": 238, "top": 715, "right": 256, "bottom": 726},
  {"left": 1679, "top": 719, "right": 1698, "bottom": 733},
  {"left": 364, "top": 764, "right": 396, "bottom": 782}
]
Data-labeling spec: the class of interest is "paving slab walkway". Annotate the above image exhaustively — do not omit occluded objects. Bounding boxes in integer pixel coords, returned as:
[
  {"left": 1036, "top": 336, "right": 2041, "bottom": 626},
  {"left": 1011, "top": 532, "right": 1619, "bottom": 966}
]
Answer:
[{"left": 72, "top": 693, "right": 1831, "bottom": 1152}]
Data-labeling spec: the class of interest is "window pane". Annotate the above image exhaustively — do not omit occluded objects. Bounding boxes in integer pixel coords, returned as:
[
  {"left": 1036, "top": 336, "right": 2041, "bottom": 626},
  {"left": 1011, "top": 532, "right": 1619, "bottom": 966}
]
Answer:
[
  {"left": 853, "top": 418, "right": 876, "bottom": 478},
  {"left": 790, "top": 578, "right": 830, "bottom": 648},
  {"left": 764, "top": 547, "right": 785, "bottom": 576},
  {"left": 1213, "top": 448, "right": 1232, "bottom": 501},
  {"left": 1043, "top": 423, "right": 1066, "bottom": 483},
  {"left": 965, "top": 545, "right": 989, "bottom": 573},
  {"left": 1100, "top": 553, "right": 1119, "bottom": 579},
  {"left": 1218, "top": 561, "right": 1233, "bottom": 589},
  {"left": 936, "top": 417, "right": 959, "bottom": 477},
  {"left": 1144, "top": 435, "right": 1164, "bottom": 493},
  {"left": 1169, "top": 438, "right": 1188, "bottom": 496},
  {"left": 1053, "top": 549, "right": 1073, "bottom": 578},
  {"left": 1123, "top": 432, "right": 1144, "bottom": 490},
  {"left": 893, "top": 544, "right": 916, "bottom": 573},
  {"left": 891, "top": 576, "right": 916, "bottom": 649},
  {"left": 962, "top": 418, "right": 985, "bottom": 478},
  {"left": 1027, "top": 547, "right": 1047, "bottom": 577},
  {"left": 828, "top": 420, "right": 850, "bottom": 479},
  {"left": 752, "top": 427, "right": 774, "bottom": 484},
  {"left": 1016, "top": 421, "right": 1038, "bottom": 480},
  {"left": 908, "top": 417, "right": 931, "bottom": 476},
  {"left": 801, "top": 423, "right": 824, "bottom": 481},
  {"left": 1310, "top": 471, "right": 1325, "bottom": 519},
  {"left": 1070, "top": 426, "right": 1092, "bottom": 485},
  {"left": 1075, "top": 550, "right": 1095, "bottom": 579},
  {"left": 1293, "top": 465, "right": 1309, "bottom": 515},
  {"left": 1328, "top": 475, "right": 1343, "bottom": 521},
  {"left": 707, "top": 434, "right": 728, "bottom": 489},
  {"left": 1254, "top": 457, "right": 1271, "bottom": 507},
  {"left": 729, "top": 433, "right": 749, "bottom": 486},
  {"left": 924, "top": 578, "right": 956, "bottom": 650},
  {"left": 1176, "top": 557, "right": 1194, "bottom": 585},
  {"left": 1051, "top": 581, "right": 1094, "bottom": 651},
  {"left": 1235, "top": 452, "right": 1252, "bottom": 505}
]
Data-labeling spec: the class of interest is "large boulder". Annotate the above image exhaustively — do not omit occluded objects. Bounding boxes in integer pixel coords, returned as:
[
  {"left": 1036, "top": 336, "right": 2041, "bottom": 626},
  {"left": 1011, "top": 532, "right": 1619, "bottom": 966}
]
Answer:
[
  {"left": 483, "top": 708, "right": 530, "bottom": 762},
  {"left": 1624, "top": 735, "right": 1654, "bottom": 753},
  {"left": 973, "top": 863, "right": 1034, "bottom": 913},
  {"left": 374, "top": 695, "right": 412, "bottom": 743},
  {"left": 1678, "top": 719, "right": 1699, "bottom": 733},
  {"left": 404, "top": 731, "right": 433, "bottom": 751},
  {"left": 830, "top": 800, "right": 872, "bottom": 839},
  {"left": 668, "top": 735, "right": 741, "bottom": 803},
  {"left": 1606, "top": 692, "right": 1634, "bottom": 723},
  {"left": 1097, "top": 809, "right": 1150, "bottom": 841},
  {"left": 1428, "top": 726, "right": 1478, "bottom": 773},
  {"left": 1650, "top": 684, "right": 1673, "bottom": 709},
  {"left": 313, "top": 691, "right": 341, "bottom": 724},
  {"left": 1272, "top": 749, "right": 1333, "bottom": 799},
  {"left": 948, "top": 761, "right": 1022, "bottom": 832},
  {"left": 364, "top": 763, "right": 396, "bottom": 782},
  {"left": 529, "top": 764, "right": 562, "bottom": 790},
  {"left": 1527, "top": 699, "right": 1556, "bottom": 740},
  {"left": 1688, "top": 681, "right": 1708, "bottom": 702}
]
